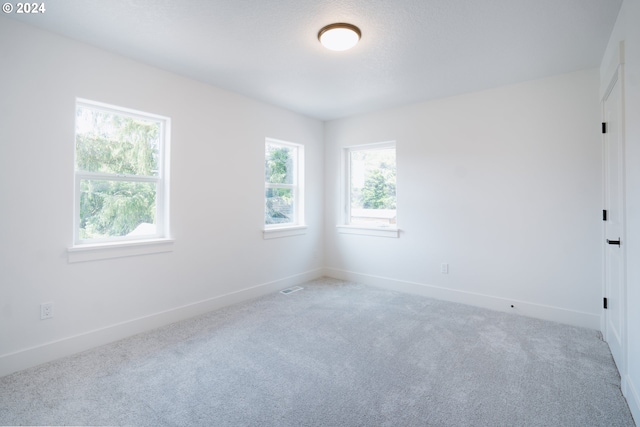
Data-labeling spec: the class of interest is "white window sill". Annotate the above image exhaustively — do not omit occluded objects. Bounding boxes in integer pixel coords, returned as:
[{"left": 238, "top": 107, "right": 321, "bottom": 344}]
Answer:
[
  {"left": 68, "top": 238, "right": 174, "bottom": 263},
  {"left": 263, "top": 225, "right": 308, "bottom": 240},
  {"left": 336, "top": 225, "right": 399, "bottom": 238}
]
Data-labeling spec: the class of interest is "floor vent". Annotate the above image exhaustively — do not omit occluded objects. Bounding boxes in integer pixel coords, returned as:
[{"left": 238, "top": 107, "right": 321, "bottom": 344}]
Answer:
[{"left": 280, "top": 286, "right": 303, "bottom": 295}]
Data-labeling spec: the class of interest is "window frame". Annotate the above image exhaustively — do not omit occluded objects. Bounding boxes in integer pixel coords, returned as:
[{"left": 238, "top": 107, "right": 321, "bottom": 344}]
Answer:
[
  {"left": 338, "top": 141, "right": 399, "bottom": 238},
  {"left": 72, "top": 98, "right": 171, "bottom": 249},
  {"left": 263, "top": 138, "right": 306, "bottom": 239}
]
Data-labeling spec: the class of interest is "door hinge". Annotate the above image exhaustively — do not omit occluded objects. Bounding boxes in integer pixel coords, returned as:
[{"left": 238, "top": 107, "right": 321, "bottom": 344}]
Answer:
[
  {"left": 603, "top": 297, "right": 608, "bottom": 309},
  {"left": 603, "top": 210, "right": 607, "bottom": 221},
  {"left": 602, "top": 122, "right": 607, "bottom": 134}
]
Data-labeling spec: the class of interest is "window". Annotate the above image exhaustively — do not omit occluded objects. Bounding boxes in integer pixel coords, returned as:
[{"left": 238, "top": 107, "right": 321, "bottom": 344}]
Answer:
[
  {"left": 73, "top": 99, "right": 170, "bottom": 246},
  {"left": 264, "top": 139, "right": 305, "bottom": 238},
  {"left": 340, "top": 141, "right": 398, "bottom": 237}
]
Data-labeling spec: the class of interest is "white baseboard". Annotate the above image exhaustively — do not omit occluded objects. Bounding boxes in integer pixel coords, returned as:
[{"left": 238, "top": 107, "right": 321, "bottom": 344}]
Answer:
[
  {"left": 0, "top": 268, "right": 324, "bottom": 378},
  {"left": 623, "top": 375, "right": 640, "bottom": 426},
  {"left": 324, "top": 268, "right": 601, "bottom": 330}
]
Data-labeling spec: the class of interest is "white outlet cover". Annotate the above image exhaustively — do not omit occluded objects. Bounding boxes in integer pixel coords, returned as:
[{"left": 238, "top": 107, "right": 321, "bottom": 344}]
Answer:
[
  {"left": 441, "top": 263, "right": 449, "bottom": 274},
  {"left": 40, "top": 302, "right": 54, "bottom": 319}
]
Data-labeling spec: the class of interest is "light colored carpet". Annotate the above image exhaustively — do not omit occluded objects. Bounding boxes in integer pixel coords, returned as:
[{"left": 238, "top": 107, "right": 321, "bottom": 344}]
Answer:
[{"left": 0, "top": 277, "right": 635, "bottom": 426}]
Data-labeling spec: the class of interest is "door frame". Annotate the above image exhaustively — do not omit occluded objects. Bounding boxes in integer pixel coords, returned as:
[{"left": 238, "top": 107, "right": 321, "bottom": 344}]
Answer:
[{"left": 601, "top": 40, "right": 627, "bottom": 387}]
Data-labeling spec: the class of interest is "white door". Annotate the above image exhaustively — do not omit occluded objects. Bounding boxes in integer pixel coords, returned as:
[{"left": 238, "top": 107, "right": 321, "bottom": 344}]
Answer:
[{"left": 603, "top": 66, "right": 625, "bottom": 373}]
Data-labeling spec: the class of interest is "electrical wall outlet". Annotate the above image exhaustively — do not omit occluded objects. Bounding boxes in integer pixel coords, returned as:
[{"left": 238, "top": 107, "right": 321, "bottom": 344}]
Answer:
[
  {"left": 441, "top": 263, "right": 449, "bottom": 274},
  {"left": 40, "top": 302, "right": 54, "bottom": 320}
]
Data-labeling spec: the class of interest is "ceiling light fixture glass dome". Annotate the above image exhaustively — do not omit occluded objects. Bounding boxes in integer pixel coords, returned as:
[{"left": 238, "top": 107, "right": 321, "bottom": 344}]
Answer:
[{"left": 318, "top": 23, "right": 361, "bottom": 51}]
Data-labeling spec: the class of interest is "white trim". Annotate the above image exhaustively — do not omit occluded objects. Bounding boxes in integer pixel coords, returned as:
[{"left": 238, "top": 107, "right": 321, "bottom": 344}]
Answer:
[
  {"left": 67, "top": 238, "right": 174, "bottom": 263},
  {"left": 76, "top": 98, "right": 170, "bottom": 122},
  {"left": 73, "top": 98, "right": 171, "bottom": 245},
  {"left": 623, "top": 373, "right": 640, "bottom": 427},
  {"left": 336, "top": 225, "right": 399, "bottom": 238},
  {"left": 324, "top": 268, "right": 601, "bottom": 329},
  {"left": 342, "top": 141, "right": 397, "bottom": 229},
  {"left": 76, "top": 171, "right": 159, "bottom": 181},
  {"left": 344, "top": 140, "right": 396, "bottom": 151},
  {"left": 263, "top": 225, "right": 308, "bottom": 239},
  {"left": 600, "top": 41, "right": 626, "bottom": 100},
  {"left": 601, "top": 41, "right": 628, "bottom": 388},
  {"left": 264, "top": 138, "right": 305, "bottom": 229},
  {"left": 600, "top": 46, "right": 623, "bottom": 337},
  {"left": 0, "top": 268, "right": 324, "bottom": 378},
  {"left": 160, "top": 118, "right": 171, "bottom": 239}
]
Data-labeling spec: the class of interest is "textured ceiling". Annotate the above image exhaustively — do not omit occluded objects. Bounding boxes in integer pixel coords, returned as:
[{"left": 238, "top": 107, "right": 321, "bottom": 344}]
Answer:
[{"left": 8, "top": 0, "right": 623, "bottom": 120}]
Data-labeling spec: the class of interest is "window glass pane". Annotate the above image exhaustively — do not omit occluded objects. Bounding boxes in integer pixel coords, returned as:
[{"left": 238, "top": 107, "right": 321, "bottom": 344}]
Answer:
[
  {"left": 349, "top": 147, "right": 396, "bottom": 225},
  {"left": 76, "top": 106, "right": 161, "bottom": 176},
  {"left": 265, "top": 144, "right": 294, "bottom": 184},
  {"left": 80, "top": 179, "right": 157, "bottom": 239},
  {"left": 265, "top": 188, "right": 294, "bottom": 225}
]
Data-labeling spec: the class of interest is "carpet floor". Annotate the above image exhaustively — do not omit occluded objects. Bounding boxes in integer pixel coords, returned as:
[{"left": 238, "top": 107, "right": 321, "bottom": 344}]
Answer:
[{"left": 0, "top": 277, "right": 635, "bottom": 426}]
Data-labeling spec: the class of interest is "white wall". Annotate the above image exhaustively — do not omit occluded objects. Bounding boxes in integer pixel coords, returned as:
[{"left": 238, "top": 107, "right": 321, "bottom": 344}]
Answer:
[
  {"left": 601, "top": 0, "right": 640, "bottom": 422},
  {"left": 0, "top": 17, "right": 324, "bottom": 376},
  {"left": 324, "top": 69, "right": 602, "bottom": 329}
]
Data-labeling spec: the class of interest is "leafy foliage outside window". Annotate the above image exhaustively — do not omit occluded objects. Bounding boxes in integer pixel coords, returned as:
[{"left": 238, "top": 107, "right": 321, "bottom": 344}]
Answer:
[
  {"left": 79, "top": 180, "right": 156, "bottom": 239},
  {"left": 75, "top": 102, "right": 167, "bottom": 242},
  {"left": 349, "top": 145, "right": 396, "bottom": 225},
  {"left": 265, "top": 141, "right": 301, "bottom": 226}
]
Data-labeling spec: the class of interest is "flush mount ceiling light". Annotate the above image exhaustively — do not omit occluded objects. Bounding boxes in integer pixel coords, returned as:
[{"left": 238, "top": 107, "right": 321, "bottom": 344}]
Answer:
[{"left": 318, "top": 23, "right": 361, "bottom": 51}]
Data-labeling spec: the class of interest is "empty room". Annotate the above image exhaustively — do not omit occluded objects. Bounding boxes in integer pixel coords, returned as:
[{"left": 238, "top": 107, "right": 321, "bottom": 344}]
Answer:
[{"left": 0, "top": 0, "right": 639, "bottom": 426}]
